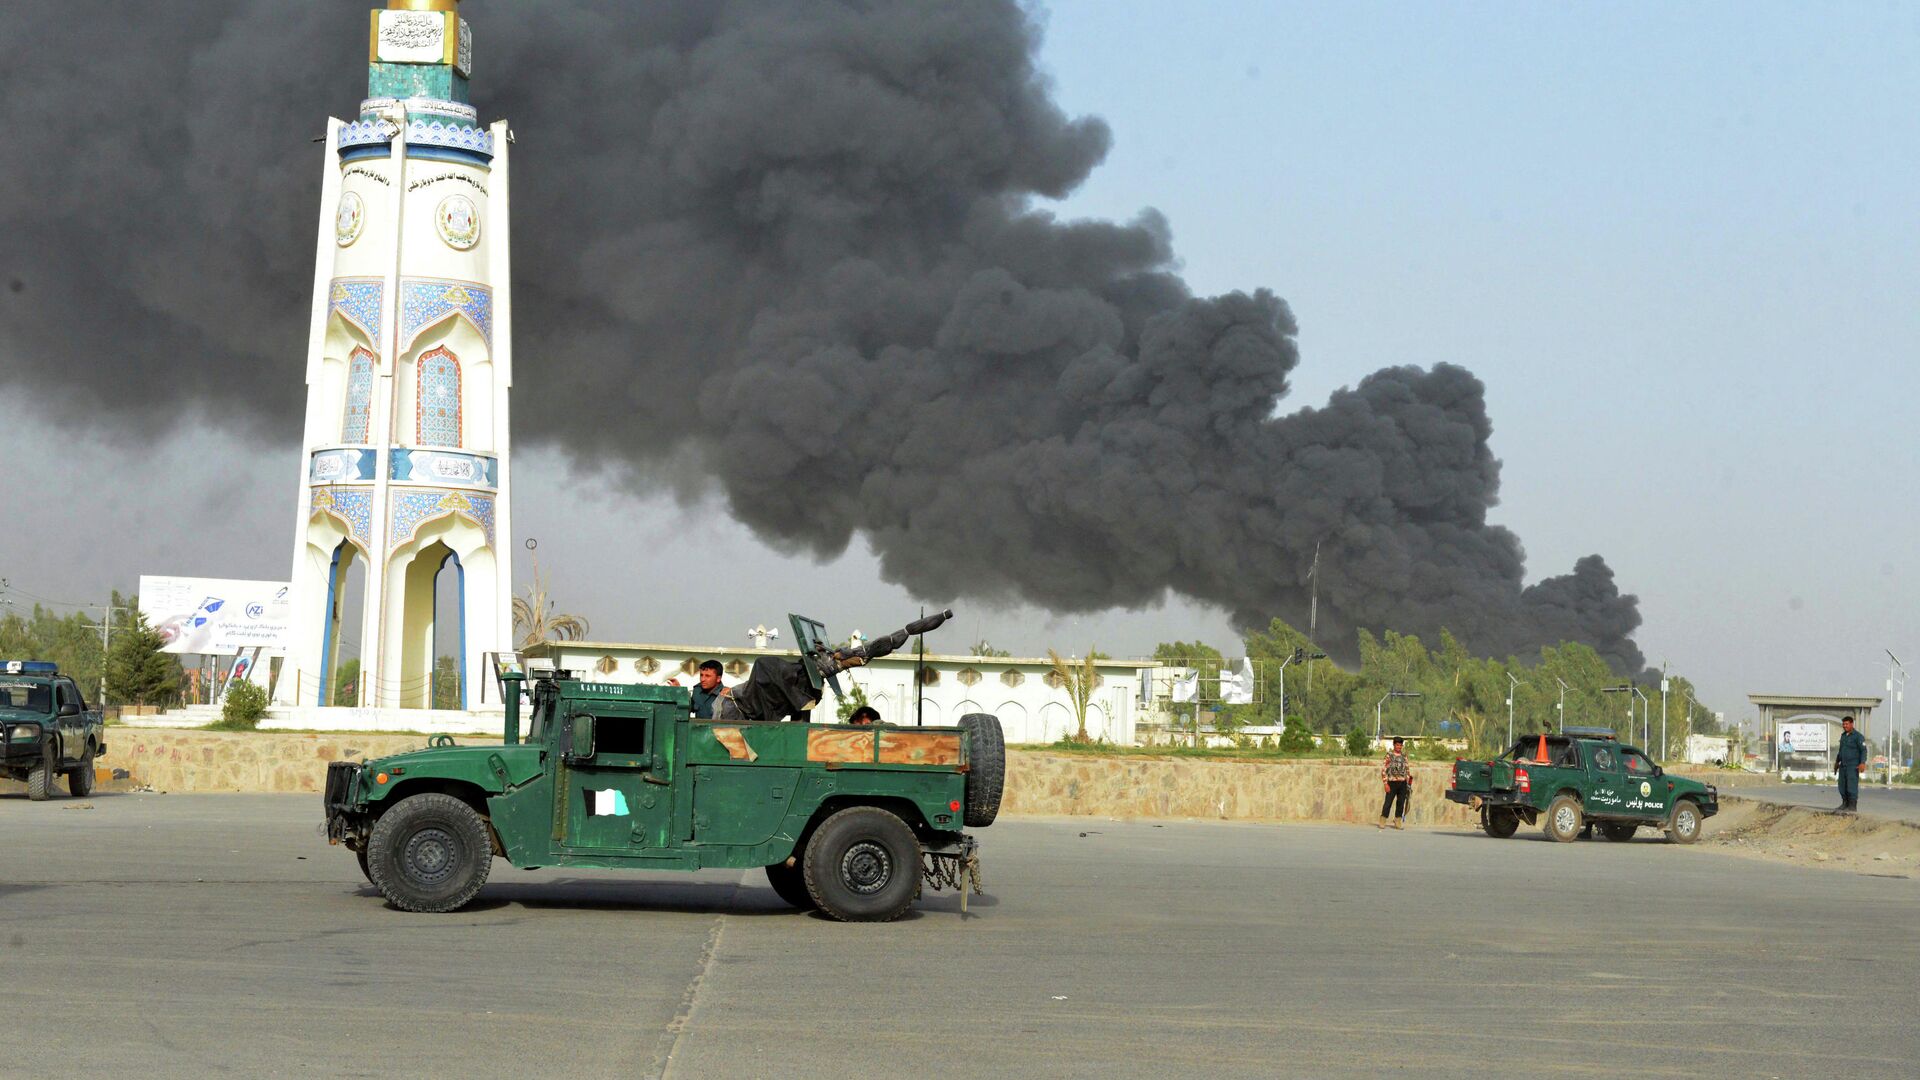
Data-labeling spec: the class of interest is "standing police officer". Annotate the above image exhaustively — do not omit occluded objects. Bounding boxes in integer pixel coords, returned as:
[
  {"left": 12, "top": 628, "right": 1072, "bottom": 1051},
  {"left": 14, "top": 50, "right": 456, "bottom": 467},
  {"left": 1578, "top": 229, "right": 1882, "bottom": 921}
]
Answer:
[{"left": 1834, "top": 715, "right": 1867, "bottom": 813}]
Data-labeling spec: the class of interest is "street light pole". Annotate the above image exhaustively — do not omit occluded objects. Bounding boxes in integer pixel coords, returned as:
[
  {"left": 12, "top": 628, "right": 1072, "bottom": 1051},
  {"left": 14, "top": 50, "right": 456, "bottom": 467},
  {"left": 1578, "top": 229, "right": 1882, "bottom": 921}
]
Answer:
[
  {"left": 1506, "top": 671, "right": 1522, "bottom": 748},
  {"left": 1374, "top": 690, "right": 1422, "bottom": 743},
  {"left": 1659, "top": 666, "right": 1670, "bottom": 762},
  {"left": 1886, "top": 650, "right": 1906, "bottom": 789},
  {"left": 1555, "top": 677, "right": 1570, "bottom": 734}
]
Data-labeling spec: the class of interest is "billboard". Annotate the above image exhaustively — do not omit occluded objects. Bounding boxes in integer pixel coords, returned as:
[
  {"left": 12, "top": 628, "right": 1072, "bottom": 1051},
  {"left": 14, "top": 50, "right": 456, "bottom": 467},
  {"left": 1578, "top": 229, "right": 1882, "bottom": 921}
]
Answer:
[
  {"left": 138, "top": 576, "right": 291, "bottom": 655},
  {"left": 1777, "top": 722, "right": 1829, "bottom": 754}
]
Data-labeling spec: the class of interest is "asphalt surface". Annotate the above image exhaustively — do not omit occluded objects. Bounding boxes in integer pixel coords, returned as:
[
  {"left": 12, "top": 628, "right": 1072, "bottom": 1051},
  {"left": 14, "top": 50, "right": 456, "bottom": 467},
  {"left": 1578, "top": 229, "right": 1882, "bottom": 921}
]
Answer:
[
  {"left": 3, "top": 794, "right": 1918, "bottom": 1078},
  {"left": 1735, "top": 782, "right": 1920, "bottom": 822}
]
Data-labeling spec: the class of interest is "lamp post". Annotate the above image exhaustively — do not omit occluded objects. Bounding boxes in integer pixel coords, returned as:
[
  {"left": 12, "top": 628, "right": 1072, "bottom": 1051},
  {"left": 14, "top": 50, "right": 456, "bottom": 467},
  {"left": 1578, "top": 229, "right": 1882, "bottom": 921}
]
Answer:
[
  {"left": 1506, "top": 671, "right": 1523, "bottom": 748},
  {"left": 1886, "top": 650, "right": 1906, "bottom": 789},
  {"left": 1555, "top": 677, "right": 1570, "bottom": 734},
  {"left": 1276, "top": 646, "right": 1326, "bottom": 726},
  {"left": 1601, "top": 684, "right": 1650, "bottom": 747},
  {"left": 1659, "top": 669, "right": 1670, "bottom": 762},
  {"left": 1375, "top": 690, "right": 1423, "bottom": 743}
]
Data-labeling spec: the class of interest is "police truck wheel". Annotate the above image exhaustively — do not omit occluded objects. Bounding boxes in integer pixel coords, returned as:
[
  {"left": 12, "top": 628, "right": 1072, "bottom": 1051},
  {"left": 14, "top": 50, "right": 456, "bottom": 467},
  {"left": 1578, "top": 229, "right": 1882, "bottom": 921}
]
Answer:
[
  {"left": 763, "top": 861, "right": 815, "bottom": 910},
  {"left": 26, "top": 758, "right": 55, "bottom": 801},
  {"left": 1543, "top": 795, "right": 1583, "bottom": 843},
  {"left": 803, "top": 806, "right": 921, "bottom": 922},
  {"left": 957, "top": 713, "right": 1005, "bottom": 828},
  {"left": 1599, "top": 822, "right": 1637, "bottom": 842},
  {"left": 1665, "top": 800, "right": 1703, "bottom": 845},
  {"left": 1482, "top": 808, "right": 1519, "bottom": 838},
  {"left": 366, "top": 793, "right": 493, "bottom": 913},
  {"left": 66, "top": 749, "right": 95, "bottom": 797}
]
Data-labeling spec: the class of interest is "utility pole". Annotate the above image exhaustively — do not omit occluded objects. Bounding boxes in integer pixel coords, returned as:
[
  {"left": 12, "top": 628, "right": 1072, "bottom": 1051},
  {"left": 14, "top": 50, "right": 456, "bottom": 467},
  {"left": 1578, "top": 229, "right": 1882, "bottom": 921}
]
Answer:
[
  {"left": 1886, "top": 650, "right": 1906, "bottom": 789},
  {"left": 1304, "top": 541, "right": 1321, "bottom": 711},
  {"left": 1506, "top": 671, "right": 1522, "bottom": 748},
  {"left": 95, "top": 600, "right": 131, "bottom": 707},
  {"left": 1659, "top": 663, "right": 1669, "bottom": 762}
]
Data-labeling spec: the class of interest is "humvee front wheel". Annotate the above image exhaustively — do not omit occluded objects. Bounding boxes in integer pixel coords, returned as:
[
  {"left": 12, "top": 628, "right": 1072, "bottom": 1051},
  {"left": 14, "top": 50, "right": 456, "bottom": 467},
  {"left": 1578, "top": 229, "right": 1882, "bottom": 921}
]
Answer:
[
  {"left": 1482, "top": 808, "right": 1519, "bottom": 838},
  {"left": 803, "top": 806, "right": 921, "bottom": 922},
  {"left": 1665, "top": 800, "right": 1703, "bottom": 845},
  {"left": 763, "top": 861, "right": 815, "bottom": 910},
  {"left": 1543, "top": 795, "right": 1584, "bottom": 843},
  {"left": 366, "top": 793, "right": 493, "bottom": 912}
]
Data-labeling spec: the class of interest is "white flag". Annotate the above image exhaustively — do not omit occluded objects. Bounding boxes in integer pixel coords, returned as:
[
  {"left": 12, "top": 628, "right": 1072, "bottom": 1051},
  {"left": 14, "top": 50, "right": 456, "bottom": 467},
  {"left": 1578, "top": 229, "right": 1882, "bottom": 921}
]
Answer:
[
  {"left": 1171, "top": 671, "right": 1199, "bottom": 703},
  {"left": 1220, "top": 658, "right": 1255, "bottom": 705}
]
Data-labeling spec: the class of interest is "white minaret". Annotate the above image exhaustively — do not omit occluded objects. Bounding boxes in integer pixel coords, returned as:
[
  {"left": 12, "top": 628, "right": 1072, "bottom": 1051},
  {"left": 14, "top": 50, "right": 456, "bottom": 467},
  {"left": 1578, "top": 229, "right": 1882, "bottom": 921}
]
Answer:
[{"left": 279, "top": 0, "right": 512, "bottom": 713}]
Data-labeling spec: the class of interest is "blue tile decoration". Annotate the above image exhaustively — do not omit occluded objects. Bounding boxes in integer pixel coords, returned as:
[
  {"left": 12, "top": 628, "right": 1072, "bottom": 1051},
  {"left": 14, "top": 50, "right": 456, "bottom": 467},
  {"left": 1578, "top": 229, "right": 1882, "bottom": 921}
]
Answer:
[
  {"left": 417, "top": 347, "right": 462, "bottom": 447},
  {"left": 309, "top": 448, "right": 377, "bottom": 483},
  {"left": 330, "top": 279, "right": 383, "bottom": 343},
  {"left": 391, "top": 448, "right": 497, "bottom": 489},
  {"left": 341, "top": 349, "right": 375, "bottom": 443},
  {"left": 310, "top": 486, "right": 373, "bottom": 551},
  {"left": 337, "top": 116, "right": 492, "bottom": 160},
  {"left": 390, "top": 488, "right": 495, "bottom": 551},
  {"left": 400, "top": 278, "right": 492, "bottom": 353}
]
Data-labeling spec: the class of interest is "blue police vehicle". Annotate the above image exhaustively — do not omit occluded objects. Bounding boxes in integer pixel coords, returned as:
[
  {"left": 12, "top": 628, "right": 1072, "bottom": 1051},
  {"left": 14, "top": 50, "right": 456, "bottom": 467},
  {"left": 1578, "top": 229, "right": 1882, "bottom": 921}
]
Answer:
[{"left": 1, "top": 661, "right": 107, "bottom": 800}]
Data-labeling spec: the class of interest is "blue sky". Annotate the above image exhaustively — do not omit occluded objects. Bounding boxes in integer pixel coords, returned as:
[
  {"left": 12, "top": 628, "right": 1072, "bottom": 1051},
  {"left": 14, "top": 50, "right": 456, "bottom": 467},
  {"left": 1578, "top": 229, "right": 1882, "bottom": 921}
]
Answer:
[{"left": 3, "top": 1, "right": 1916, "bottom": 737}]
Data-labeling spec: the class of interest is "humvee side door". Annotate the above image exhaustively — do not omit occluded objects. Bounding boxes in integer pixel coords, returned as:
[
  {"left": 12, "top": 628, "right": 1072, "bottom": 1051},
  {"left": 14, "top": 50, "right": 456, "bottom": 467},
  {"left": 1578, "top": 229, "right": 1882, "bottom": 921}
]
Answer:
[{"left": 553, "top": 700, "right": 679, "bottom": 854}]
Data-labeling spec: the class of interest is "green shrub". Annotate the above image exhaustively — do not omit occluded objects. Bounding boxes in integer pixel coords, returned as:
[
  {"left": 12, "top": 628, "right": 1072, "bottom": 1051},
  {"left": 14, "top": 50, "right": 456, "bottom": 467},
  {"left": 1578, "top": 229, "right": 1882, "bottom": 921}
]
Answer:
[
  {"left": 214, "top": 680, "right": 269, "bottom": 731},
  {"left": 1277, "top": 715, "right": 1316, "bottom": 753},
  {"left": 1344, "top": 726, "right": 1372, "bottom": 758}
]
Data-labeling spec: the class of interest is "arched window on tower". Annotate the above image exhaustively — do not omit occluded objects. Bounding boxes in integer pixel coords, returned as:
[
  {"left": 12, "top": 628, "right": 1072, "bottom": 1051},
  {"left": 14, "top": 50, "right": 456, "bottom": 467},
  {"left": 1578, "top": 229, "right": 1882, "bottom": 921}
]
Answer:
[
  {"left": 417, "top": 346, "right": 462, "bottom": 447},
  {"left": 341, "top": 347, "right": 375, "bottom": 443}
]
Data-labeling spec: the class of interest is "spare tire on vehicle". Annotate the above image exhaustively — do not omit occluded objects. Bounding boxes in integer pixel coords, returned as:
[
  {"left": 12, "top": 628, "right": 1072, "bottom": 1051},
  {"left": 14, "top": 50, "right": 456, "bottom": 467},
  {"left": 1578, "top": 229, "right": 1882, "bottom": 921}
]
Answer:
[{"left": 957, "top": 713, "right": 1004, "bottom": 828}]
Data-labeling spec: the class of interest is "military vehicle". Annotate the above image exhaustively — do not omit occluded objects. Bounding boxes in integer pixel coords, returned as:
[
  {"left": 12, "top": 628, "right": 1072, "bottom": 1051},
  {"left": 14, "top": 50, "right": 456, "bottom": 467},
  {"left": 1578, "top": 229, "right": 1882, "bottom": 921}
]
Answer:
[
  {"left": 323, "top": 613, "right": 1003, "bottom": 921},
  {"left": 1445, "top": 728, "right": 1718, "bottom": 843},
  {"left": 0, "top": 660, "right": 107, "bottom": 801}
]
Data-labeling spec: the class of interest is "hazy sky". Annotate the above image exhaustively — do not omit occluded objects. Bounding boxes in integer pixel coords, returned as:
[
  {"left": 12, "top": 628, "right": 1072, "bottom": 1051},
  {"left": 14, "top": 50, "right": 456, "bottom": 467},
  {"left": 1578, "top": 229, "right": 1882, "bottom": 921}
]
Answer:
[{"left": 2, "top": 1, "right": 1916, "bottom": 735}]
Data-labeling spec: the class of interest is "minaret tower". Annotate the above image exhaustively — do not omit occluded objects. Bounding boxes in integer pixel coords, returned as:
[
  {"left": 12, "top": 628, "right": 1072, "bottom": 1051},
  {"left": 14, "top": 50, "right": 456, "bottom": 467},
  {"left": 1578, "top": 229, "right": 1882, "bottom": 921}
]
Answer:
[{"left": 279, "top": 0, "right": 512, "bottom": 712}]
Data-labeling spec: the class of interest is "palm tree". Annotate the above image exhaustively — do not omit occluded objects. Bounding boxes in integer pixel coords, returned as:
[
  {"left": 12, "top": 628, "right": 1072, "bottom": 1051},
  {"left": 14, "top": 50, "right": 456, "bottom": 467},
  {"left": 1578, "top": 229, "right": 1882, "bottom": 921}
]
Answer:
[
  {"left": 512, "top": 551, "right": 590, "bottom": 650},
  {"left": 1047, "top": 648, "right": 1100, "bottom": 743}
]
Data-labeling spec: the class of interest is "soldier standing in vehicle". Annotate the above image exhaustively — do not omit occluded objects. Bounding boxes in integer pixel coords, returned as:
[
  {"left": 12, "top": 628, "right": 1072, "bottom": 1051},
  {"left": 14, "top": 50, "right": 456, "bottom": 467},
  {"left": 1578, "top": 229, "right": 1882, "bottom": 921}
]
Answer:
[
  {"left": 690, "top": 660, "right": 725, "bottom": 719},
  {"left": 1834, "top": 715, "right": 1867, "bottom": 812},
  {"left": 1379, "top": 736, "right": 1413, "bottom": 830}
]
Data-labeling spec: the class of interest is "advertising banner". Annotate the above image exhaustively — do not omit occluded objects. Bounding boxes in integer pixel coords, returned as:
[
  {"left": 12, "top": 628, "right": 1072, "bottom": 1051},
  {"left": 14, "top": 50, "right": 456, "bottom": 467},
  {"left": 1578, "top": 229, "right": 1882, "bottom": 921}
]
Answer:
[
  {"left": 1776, "top": 722, "right": 1829, "bottom": 754},
  {"left": 138, "top": 576, "right": 291, "bottom": 654}
]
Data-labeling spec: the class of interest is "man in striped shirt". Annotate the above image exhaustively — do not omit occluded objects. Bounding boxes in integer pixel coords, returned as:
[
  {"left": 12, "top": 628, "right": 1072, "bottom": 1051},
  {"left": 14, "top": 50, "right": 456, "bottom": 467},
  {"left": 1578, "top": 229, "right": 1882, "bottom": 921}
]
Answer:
[{"left": 1379, "top": 736, "right": 1413, "bottom": 830}]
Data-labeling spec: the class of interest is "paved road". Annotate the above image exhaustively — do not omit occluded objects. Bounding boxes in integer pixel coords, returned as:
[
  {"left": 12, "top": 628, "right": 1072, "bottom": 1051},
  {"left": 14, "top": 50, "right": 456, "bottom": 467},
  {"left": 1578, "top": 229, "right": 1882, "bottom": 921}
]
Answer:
[
  {"left": 1734, "top": 782, "right": 1920, "bottom": 823},
  {"left": 3, "top": 794, "right": 1918, "bottom": 1078}
]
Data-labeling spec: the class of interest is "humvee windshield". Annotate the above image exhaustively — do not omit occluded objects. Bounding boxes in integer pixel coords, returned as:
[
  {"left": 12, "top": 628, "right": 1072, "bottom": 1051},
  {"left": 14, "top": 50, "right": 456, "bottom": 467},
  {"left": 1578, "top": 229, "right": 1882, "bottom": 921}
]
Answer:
[{"left": 0, "top": 682, "right": 53, "bottom": 713}]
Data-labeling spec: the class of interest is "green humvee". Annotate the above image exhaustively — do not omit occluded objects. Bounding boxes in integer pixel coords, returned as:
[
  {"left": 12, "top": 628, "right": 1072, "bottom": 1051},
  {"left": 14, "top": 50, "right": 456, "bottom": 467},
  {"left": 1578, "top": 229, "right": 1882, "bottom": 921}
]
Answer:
[
  {"left": 1, "top": 661, "right": 106, "bottom": 801},
  {"left": 322, "top": 622, "right": 1003, "bottom": 922},
  {"left": 1445, "top": 728, "right": 1718, "bottom": 844}
]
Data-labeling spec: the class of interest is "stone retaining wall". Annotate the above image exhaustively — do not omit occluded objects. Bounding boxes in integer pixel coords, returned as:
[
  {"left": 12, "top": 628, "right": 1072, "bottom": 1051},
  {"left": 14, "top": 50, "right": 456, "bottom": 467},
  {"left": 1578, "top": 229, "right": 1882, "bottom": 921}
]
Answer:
[{"left": 88, "top": 730, "right": 1761, "bottom": 827}]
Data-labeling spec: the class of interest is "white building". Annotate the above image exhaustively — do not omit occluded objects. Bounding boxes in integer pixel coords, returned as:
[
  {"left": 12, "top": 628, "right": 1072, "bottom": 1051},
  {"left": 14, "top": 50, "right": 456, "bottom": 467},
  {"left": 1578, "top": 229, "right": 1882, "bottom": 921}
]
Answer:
[
  {"left": 278, "top": 0, "right": 514, "bottom": 713},
  {"left": 523, "top": 641, "right": 1155, "bottom": 746}
]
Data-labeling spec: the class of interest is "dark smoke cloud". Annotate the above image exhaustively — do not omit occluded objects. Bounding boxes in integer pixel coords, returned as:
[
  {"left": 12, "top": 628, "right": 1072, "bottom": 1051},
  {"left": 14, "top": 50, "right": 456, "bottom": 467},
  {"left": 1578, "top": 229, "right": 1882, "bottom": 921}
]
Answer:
[{"left": 0, "top": 1, "right": 1644, "bottom": 672}]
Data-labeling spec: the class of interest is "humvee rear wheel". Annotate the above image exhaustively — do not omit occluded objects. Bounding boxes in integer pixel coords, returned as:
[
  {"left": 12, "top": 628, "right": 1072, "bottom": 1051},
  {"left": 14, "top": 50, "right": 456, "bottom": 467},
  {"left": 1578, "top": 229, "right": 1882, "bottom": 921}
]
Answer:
[
  {"left": 958, "top": 713, "right": 1005, "bottom": 827},
  {"left": 1482, "top": 808, "right": 1519, "bottom": 838},
  {"left": 67, "top": 749, "right": 95, "bottom": 797},
  {"left": 366, "top": 793, "right": 493, "bottom": 913},
  {"left": 763, "top": 861, "right": 815, "bottom": 910},
  {"left": 26, "top": 758, "right": 54, "bottom": 801},
  {"left": 1543, "top": 795, "right": 1583, "bottom": 843},
  {"left": 1666, "top": 800, "right": 1703, "bottom": 845},
  {"left": 803, "top": 806, "right": 921, "bottom": 922},
  {"left": 1599, "top": 821, "right": 1638, "bottom": 842}
]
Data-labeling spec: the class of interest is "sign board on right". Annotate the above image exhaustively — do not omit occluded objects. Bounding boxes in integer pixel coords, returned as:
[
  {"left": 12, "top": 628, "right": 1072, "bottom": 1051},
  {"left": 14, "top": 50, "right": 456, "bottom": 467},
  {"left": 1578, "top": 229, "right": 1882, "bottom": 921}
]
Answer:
[{"left": 1777, "top": 722, "right": 1829, "bottom": 754}]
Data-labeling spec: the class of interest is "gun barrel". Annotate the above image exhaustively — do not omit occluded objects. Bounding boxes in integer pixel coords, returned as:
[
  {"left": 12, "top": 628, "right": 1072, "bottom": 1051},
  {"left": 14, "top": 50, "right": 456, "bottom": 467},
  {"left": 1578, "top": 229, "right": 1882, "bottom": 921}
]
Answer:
[{"left": 904, "top": 609, "right": 955, "bottom": 636}]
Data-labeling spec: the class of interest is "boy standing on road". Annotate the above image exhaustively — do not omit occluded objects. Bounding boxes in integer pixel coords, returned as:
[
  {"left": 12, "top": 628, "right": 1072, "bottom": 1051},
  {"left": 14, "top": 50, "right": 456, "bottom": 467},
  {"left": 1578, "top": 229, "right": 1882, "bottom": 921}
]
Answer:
[
  {"left": 1380, "top": 736, "right": 1413, "bottom": 830},
  {"left": 1834, "top": 715, "right": 1867, "bottom": 813}
]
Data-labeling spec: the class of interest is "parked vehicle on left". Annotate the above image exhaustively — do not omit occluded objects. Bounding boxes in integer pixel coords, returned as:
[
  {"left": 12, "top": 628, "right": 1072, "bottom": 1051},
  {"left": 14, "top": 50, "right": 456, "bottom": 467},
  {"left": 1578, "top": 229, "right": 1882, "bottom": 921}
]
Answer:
[{"left": 0, "top": 661, "right": 107, "bottom": 800}]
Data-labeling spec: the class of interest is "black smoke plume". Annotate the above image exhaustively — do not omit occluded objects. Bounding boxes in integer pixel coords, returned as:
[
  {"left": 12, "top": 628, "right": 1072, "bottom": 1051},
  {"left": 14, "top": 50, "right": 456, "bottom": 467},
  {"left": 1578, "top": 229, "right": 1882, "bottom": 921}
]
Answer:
[{"left": 0, "top": 1, "right": 1644, "bottom": 672}]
